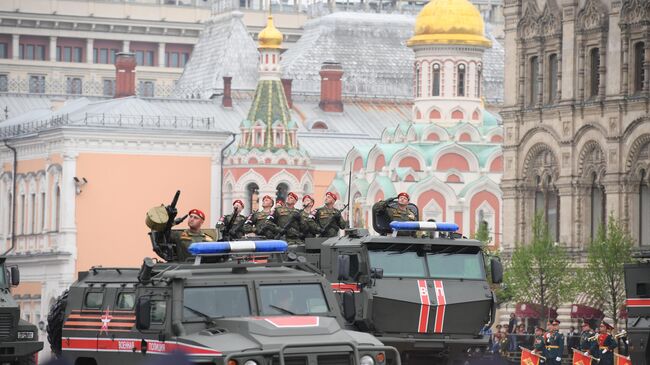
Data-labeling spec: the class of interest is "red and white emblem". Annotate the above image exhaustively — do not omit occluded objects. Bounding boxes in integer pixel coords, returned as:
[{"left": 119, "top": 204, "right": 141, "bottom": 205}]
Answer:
[
  {"left": 433, "top": 280, "right": 446, "bottom": 333},
  {"left": 416, "top": 280, "right": 431, "bottom": 333},
  {"left": 99, "top": 307, "right": 113, "bottom": 335}
]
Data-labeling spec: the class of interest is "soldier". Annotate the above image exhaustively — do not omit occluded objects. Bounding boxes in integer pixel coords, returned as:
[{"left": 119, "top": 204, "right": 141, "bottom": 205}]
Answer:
[
  {"left": 375, "top": 192, "right": 416, "bottom": 222},
  {"left": 532, "top": 326, "right": 547, "bottom": 358},
  {"left": 300, "top": 195, "right": 320, "bottom": 239},
  {"left": 269, "top": 192, "right": 302, "bottom": 244},
  {"left": 315, "top": 192, "right": 348, "bottom": 238},
  {"left": 216, "top": 200, "right": 247, "bottom": 240},
  {"left": 171, "top": 208, "right": 214, "bottom": 262},
  {"left": 545, "top": 319, "right": 564, "bottom": 365},
  {"left": 579, "top": 320, "right": 598, "bottom": 358},
  {"left": 596, "top": 321, "right": 617, "bottom": 365},
  {"left": 244, "top": 195, "right": 278, "bottom": 239}
]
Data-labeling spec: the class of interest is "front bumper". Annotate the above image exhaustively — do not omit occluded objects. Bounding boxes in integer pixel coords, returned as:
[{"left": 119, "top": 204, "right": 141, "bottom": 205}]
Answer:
[
  {"left": 375, "top": 335, "right": 490, "bottom": 352},
  {"left": 0, "top": 340, "right": 44, "bottom": 361}
]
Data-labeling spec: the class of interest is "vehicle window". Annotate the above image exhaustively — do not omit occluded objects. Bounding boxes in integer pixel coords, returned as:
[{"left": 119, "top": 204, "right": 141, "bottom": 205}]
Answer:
[
  {"left": 427, "top": 248, "right": 484, "bottom": 280},
  {"left": 183, "top": 286, "right": 250, "bottom": 321},
  {"left": 260, "top": 283, "right": 329, "bottom": 315},
  {"left": 368, "top": 250, "right": 427, "bottom": 277},
  {"left": 0, "top": 266, "right": 6, "bottom": 287},
  {"left": 116, "top": 292, "right": 135, "bottom": 310},
  {"left": 151, "top": 300, "right": 166, "bottom": 324},
  {"left": 84, "top": 292, "right": 104, "bottom": 309}
]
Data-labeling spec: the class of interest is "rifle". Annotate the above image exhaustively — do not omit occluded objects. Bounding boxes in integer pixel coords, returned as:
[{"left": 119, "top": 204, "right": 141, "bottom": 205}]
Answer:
[
  {"left": 163, "top": 190, "right": 181, "bottom": 242},
  {"left": 149, "top": 190, "right": 180, "bottom": 261},
  {"left": 221, "top": 207, "right": 240, "bottom": 241},
  {"left": 274, "top": 210, "right": 301, "bottom": 239},
  {"left": 318, "top": 204, "right": 349, "bottom": 236}
]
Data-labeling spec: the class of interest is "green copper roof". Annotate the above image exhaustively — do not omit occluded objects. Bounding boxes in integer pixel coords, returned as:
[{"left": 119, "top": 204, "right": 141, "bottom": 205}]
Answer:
[{"left": 372, "top": 175, "right": 396, "bottom": 197}]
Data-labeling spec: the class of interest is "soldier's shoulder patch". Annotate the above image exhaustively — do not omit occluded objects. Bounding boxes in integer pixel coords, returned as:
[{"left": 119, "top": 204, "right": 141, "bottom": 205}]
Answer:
[{"left": 180, "top": 231, "right": 190, "bottom": 239}]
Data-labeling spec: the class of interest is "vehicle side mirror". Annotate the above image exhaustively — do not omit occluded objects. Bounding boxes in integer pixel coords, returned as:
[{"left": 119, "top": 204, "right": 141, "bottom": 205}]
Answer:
[
  {"left": 370, "top": 267, "right": 383, "bottom": 279},
  {"left": 342, "top": 291, "right": 356, "bottom": 323},
  {"left": 136, "top": 298, "right": 151, "bottom": 330},
  {"left": 10, "top": 267, "right": 19, "bottom": 286},
  {"left": 337, "top": 255, "right": 350, "bottom": 281},
  {"left": 490, "top": 258, "right": 503, "bottom": 284}
]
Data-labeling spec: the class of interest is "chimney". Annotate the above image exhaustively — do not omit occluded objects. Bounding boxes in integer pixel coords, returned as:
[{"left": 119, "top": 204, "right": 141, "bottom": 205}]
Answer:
[
  {"left": 222, "top": 76, "right": 233, "bottom": 107},
  {"left": 281, "top": 78, "right": 293, "bottom": 108},
  {"left": 114, "top": 52, "right": 136, "bottom": 98},
  {"left": 319, "top": 61, "right": 343, "bottom": 112}
]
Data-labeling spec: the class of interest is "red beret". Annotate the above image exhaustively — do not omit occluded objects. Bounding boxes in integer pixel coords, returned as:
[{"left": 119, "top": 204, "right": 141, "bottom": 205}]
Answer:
[
  {"left": 287, "top": 192, "right": 298, "bottom": 201},
  {"left": 188, "top": 209, "right": 205, "bottom": 220},
  {"left": 262, "top": 195, "right": 274, "bottom": 203},
  {"left": 398, "top": 192, "right": 410, "bottom": 200},
  {"left": 326, "top": 192, "right": 337, "bottom": 200},
  {"left": 276, "top": 200, "right": 285, "bottom": 206},
  {"left": 302, "top": 194, "right": 313, "bottom": 202},
  {"left": 233, "top": 200, "right": 244, "bottom": 208}
]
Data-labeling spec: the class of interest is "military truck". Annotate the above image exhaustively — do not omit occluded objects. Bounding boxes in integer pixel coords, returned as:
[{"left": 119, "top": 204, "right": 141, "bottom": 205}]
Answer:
[
  {"left": 0, "top": 257, "right": 44, "bottom": 365},
  {"left": 292, "top": 215, "right": 503, "bottom": 365},
  {"left": 46, "top": 240, "right": 401, "bottom": 365},
  {"left": 624, "top": 248, "right": 650, "bottom": 365}
]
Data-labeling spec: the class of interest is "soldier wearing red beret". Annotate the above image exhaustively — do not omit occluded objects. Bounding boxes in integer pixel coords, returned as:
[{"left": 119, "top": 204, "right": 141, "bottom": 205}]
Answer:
[
  {"left": 243, "top": 195, "right": 279, "bottom": 239},
  {"left": 268, "top": 192, "right": 302, "bottom": 244},
  {"left": 376, "top": 192, "right": 416, "bottom": 223},
  {"left": 314, "top": 192, "right": 348, "bottom": 238},
  {"left": 300, "top": 195, "right": 320, "bottom": 239},
  {"left": 216, "top": 200, "right": 247, "bottom": 240},
  {"left": 174, "top": 208, "right": 214, "bottom": 262}
]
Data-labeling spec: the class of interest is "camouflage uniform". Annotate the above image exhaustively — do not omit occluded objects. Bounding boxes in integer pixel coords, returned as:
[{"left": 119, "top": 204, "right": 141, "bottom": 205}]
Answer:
[
  {"left": 375, "top": 199, "right": 417, "bottom": 222},
  {"left": 300, "top": 209, "right": 321, "bottom": 239},
  {"left": 171, "top": 229, "right": 214, "bottom": 262},
  {"left": 316, "top": 206, "right": 348, "bottom": 238},
  {"left": 217, "top": 213, "right": 247, "bottom": 240},
  {"left": 244, "top": 210, "right": 278, "bottom": 239},
  {"left": 270, "top": 206, "right": 302, "bottom": 244}
]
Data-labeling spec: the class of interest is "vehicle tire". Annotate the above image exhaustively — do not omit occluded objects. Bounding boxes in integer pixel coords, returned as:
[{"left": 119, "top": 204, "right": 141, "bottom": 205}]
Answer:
[{"left": 47, "top": 289, "right": 69, "bottom": 357}]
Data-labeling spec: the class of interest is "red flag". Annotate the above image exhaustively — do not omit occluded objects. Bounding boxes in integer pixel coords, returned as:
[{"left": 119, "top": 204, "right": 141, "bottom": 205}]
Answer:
[
  {"left": 520, "top": 348, "right": 541, "bottom": 365},
  {"left": 614, "top": 353, "right": 632, "bottom": 365},
  {"left": 572, "top": 351, "right": 592, "bottom": 365}
]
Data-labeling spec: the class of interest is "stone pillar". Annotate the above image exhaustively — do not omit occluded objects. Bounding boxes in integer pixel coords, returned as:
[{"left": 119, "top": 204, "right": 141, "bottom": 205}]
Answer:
[
  {"left": 556, "top": 179, "right": 575, "bottom": 249},
  {"left": 122, "top": 40, "right": 130, "bottom": 53},
  {"left": 86, "top": 38, "right": 94, "bottom": 64},
  {"left": 158, "top": 42, "right": 165, "bottom": 67},
  {"left": 319, "top": 61, "right": 344, "bottom": 113},
  {"left": 59, "top": 152, "right": 78, "bottom": 256},
  {"left": 114, "top": 52, "right": 136, "bottom": 98},
  {"left": 49, "top": 36, "right": 57, "bottom": 62},
  {"left": 561, "top": 2, "right": 577, "bottom": 101},
  {"left": 12, "top": 34, "right": 19, "bottom": 60},
  {"left": 222, "top": 76, "right": 232, "bottom": 107}
]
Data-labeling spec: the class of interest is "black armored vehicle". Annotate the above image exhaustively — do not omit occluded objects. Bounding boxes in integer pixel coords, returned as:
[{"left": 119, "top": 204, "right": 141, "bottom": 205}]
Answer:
[
  {"left": 624, "top": 249, "right": 650, "bottom": 365},
  {"left": 0, "top": 257, "right": 44, "bottom": 365},
  {"left": 47, "top": 240, "right": 400, "bottom": 365},
  {"left": 294, "top": 210, "right": 503, "bottom": 365}
]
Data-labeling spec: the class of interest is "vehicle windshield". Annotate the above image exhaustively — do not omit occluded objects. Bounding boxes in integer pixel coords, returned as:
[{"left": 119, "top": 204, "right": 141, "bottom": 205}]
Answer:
[
  {"left": 368, "top": 244, "right": 485, "bottom": 280},
  {"left": 183, "top": 286, "right": 251, "bottom": 321},
  {"left": 259, "top": 283, "right": 330, "bottom": 315},
  {"left": 0, "top": 264, "right": 5, "bottom": 287}
]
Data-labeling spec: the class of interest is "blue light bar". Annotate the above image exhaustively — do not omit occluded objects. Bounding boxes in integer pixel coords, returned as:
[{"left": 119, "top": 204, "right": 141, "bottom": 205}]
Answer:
[
  {"left": 188, "top": 240, "right": 288, "bottom": 255},
  {"left": 389, "top": 221, "right": 459, "bottom": 232}
]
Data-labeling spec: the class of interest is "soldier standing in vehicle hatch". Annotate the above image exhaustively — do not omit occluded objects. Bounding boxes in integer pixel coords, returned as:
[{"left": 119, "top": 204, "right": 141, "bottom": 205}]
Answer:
[
  {"left": 315, "top": 192, "right": 348, "bottom": 238},
  {"left": 244, "top": 195, "right": 278, "bottom": 238},
  {"left": 269, "top": 192, "right": 302, "bottom": 244},
  {"left": 171, "top": 208, "right": 214, "bottom": 262},
  {"left": 216, "top": 200, "right": 247, "bottom": 240},
  {"left": 300, "top": 195, "right": 320, "bottom": 239},
  {"left": 375, "top": 192, "right": 416, "bottom": 222}
]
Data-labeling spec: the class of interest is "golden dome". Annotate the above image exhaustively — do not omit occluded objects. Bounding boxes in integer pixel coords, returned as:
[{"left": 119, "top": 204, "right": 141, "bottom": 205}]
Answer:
[
  {"left": 258, "top": 16, "right": 283, "bottom": 49},
  {"left": 407, "top": 0, "right": 491, "bottom": 48}
]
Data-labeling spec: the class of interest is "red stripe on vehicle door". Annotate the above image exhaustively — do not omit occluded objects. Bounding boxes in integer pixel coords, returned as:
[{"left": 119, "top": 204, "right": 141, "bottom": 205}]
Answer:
[
  {"left": 417, "top": 279, "right": 430, "bottom": 333},
  {"left": 433, "top": 280, "right": 446, "bottom": 333}
]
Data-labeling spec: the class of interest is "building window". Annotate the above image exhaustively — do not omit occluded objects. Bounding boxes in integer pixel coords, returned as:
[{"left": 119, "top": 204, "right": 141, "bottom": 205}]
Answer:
[
  {"left": 590, "top": 173, "right": 605, "bottom": 240},
  {"left": 29, "top": 75, "right": 45, "bottom": 94},
  {"left": 640, "top": 170, "right": 650, "bottom": 246},
  {"left": 432, "top": 63, "right": 441, "bottom": 96},
  {"left": 415, "top": 64, "right": 421, "bottom": 97},
  {"left": 589, "top": 48, "right": 600, "bottom": 98},
  {"left": 534, "top": 175, "right": 560, "bottom": 242},
  {"left": 29, "top": 193, "right": 35, "bottom": 234},
  {"left": 548, "top": 54, "right": 558, "bottom": 103},
  {"left": 476, "top": 64, "right": 482, "bottom": 98},
  {"left": 19, "top": 194, "right": 25, "bottom": 235},
  {"left": 529, "top": 56, "right": 539, "bottom": 106},
  {"left": 0, "top": 74, "right": 7, "bottom": 92},
  {"left": 93, "top": 48, "right": 118, "bottom": 64},
  {"left": 20, "top": 44, "right": 46, "bottom": 60},
  {"left": 103, "top": 79, "right": 115, "bottom": 97},
  {"left": 457, "top": 64, "right": 466, "bottom": 96},
  {"left": 0, "top": 43, "right": 7, "bottom": 59},
  {"left": 66, "top": 77, "right": 82, "bottom": 95},
  {"left": 40, "top": 192, "right": 46, "bottom": 232},
  {"left": 246, "top": 183, "right": 259, "bottom": 214},
  {"left": 634, "top": 42, "right": 645, "bottom": 94},
  {"left": 54, "top": 186, "right": 60, "bottom": 231},
  {"left": 138, "top": 81, "right": 155, "bottom": 97},
  {"left": 135, "top": 50, "right": 154, "bottom": 66}
]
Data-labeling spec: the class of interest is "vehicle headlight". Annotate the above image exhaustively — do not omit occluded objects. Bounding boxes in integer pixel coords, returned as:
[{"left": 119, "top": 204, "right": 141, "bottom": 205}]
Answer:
[
  {"left": 243, "top": 360, "right": 258, "bottom": 365},
  {"left": 17, "top": 331, "right": 34, "bottom": 340},
  {"left": 360, "top": 355, "right": 375, "bottom": 365}
]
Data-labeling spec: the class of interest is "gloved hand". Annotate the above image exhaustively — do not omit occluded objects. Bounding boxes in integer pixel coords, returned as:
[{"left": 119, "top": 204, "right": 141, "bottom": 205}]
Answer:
[
  {"left": 584, "top": 352, "right": 589, "bottom": 356},
  {"left": 556, "top": 357, "right": 561, "bottom": 361},
  {"left": 602, "top": 349, "right": 608, "bottom": 354}
]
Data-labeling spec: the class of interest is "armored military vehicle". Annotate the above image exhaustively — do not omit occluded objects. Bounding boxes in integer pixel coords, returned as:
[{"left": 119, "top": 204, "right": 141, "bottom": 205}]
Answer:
[
  {"left": 293, "top": 214, "right": 503, "bottom": 365},
  {"left": 624, "top": 248, "right": 650, "bottom": 365},
  {"left": 46, "top": 240, "right": 400, "bottom": 365},
  {"left": 0, "top": 257, "right": 44, "bottom": 365}
]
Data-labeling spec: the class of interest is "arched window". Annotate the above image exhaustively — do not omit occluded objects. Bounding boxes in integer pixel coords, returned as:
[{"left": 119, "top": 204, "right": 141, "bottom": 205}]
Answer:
[
  {"left": 547, "top": 53, "right": 558, "bottom": 103},
  {"left": 457, "top": 64, "right": 466, "bottom": 96},
  {"left": 40, "top": 192, "right": 46, "bottom": 232},
  {"left": 476, "top": 64, "right": 482, "bottom": 98},
  {"left": 634, "top": 42, "right": 645, "bottom": 94},
  {"left": 54, "top": 186, "right": 60, "bottom": 231},
  {"left": 589, "top": 48, "right": 600, "bottom": 98},
  {"left": 432, "top": 63, "right": 441, "bottom": 96},
  {"left": 29, "top": 192, "right": 35, "bottom": 234},
  {"left": 534, "top": 175, "right": 560, "bottom": 242},
  {"left": 19, "top": 193, "right": 25, "bottom": 235},
  {"left": 529, "top": 56, "right": 539, "bottom": 106},
  {"left": 246, "top": 183, "right": 259, "bottom": 214},
  {"left": 590, "top": 173, "right": 605, "bottom": 240},
  {"left": 415, "top": 64, "right": 421, "bottom": 97},
  {"left": 276, "top": 183, "right": 288, "bottom": 202},
  {"left": 640, "top": 170, "right": 650, "bottom": 246}
]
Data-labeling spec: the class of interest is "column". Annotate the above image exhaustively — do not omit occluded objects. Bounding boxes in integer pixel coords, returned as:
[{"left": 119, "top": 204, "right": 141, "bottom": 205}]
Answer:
[
  {"left": 49, "top": 36, "right": 57, "bottom": 62},
  {"left": 86, "top": 38, "right": 94, "bottom": 64},
  {"left": 158, "top": 42, "right": 166, "bottom": 67},
  {"left": 12, "top": 34, "right": 19, "bottom": 60},
  {"left": 211, "top": 154, "right": 221, "bottom": 226},
  {"left": 122, "top": 40, "right": 130, "bottom": 53},
  {"left": 59, "top": 152, "right": 78, "bottom": 256},
  {"left": 560, "top": 4, "right": 576, "bottom": 101}
]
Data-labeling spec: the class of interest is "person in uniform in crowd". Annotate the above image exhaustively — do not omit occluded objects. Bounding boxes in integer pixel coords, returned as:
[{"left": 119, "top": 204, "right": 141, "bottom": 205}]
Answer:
[
  {"left": 300, "top": 195, "right": 320, "bottom": 239},
  {"left": 579, "top": 320, "right": 597, "bottom": 358},
  {"left": 216, "top": 200, "right": 247, "bottom": 240},
  {"left": 315, "top": 192, "right": 348, "bottom": 238},
  {"left": 545, "top": 319, "right": 564, "bottom": 365},
  {"left": 244, "top": 195, "right": 278, "bottom": 238},
  {"left": 171, "top": 208, "right": 214, "bottom": 262},
  {"left": 375, "top": 192, "right": 417, "bottom": 222},
  {"left": 596, "top": 321, "right": 617, "bottom": 365},
  {"left": 269, "top": 192, "right": 302, "bottom": 244},
  {"left": 532, "top": 326, "right": 547, "bottom": 357}
]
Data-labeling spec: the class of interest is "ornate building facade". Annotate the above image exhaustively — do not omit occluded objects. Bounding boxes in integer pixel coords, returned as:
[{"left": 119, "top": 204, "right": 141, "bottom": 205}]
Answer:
[{"left": 501, "top": 0, "right": 650, "bottom": 252}]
